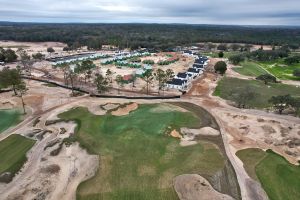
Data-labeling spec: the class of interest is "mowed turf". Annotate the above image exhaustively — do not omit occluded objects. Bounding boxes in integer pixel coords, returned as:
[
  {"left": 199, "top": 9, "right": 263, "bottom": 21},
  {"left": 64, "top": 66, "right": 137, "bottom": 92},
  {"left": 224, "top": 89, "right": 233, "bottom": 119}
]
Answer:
[
  {"left": 233, "top": 61, "right": 267, "bottom": 77},
  {"left": 0, "top": 109, "right": 22, "bottom": 133},
  {"left": 59, "top": 103, "right": 225, "bottom": 200},
  {"left": 0, "top": 134, "right": 35, "bottom": 176},
  {"left": 214, "top": 77, "right": 300, "bottom": 108},
  {"left": 236, "top": 148, "right": 300, "bottom": 200}
]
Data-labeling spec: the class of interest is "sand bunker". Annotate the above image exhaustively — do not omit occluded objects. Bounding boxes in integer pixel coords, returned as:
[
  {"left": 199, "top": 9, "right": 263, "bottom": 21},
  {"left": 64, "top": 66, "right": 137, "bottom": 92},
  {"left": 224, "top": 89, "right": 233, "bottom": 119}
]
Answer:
[
  {"left": 170, "top": 129, "right": 182, "bottom": 139},
  {"left": 174, "top": 174, "right": 234, "bottom": 200},
  {"left": 111, "top": 103, "right": 138, "bottom": 116},
  {"left": 149, "top": 103, "right": 188, "bottom": 113}
]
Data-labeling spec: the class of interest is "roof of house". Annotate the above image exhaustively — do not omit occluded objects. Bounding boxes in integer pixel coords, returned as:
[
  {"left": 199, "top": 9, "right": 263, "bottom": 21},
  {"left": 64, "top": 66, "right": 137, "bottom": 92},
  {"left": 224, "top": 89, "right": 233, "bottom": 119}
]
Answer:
[
  {"left": 193, "top": 64, "right": 204, "bottom": 69},
  {"left": 167, "top": 78, "right": 186, "bottom": 86},
  {"left": 177, "top": 72, "right": 188, "bottom": 78},
  {"left": 187, "top": 68, "right": 199, "bottom": 73}
]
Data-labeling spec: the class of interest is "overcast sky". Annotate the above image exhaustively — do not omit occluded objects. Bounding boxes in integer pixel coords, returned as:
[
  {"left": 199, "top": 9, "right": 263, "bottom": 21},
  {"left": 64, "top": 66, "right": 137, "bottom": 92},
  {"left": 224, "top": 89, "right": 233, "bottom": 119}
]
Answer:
[{"left": 1, "top": 0, "right": 300, "bottom": 25}]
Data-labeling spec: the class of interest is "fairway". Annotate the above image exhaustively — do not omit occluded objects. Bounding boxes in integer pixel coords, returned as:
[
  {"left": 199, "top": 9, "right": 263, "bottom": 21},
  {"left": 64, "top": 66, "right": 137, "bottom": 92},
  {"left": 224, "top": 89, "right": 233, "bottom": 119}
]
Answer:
[
  {"left": 0, "top": 109, "right": 22, "bottom": 133},
  {"left": 0, "top": 134, "right": 35, "bottom": 180},
  {"left": 214, "top": 77, "right": 300, "bottom": 108},
  {"left": 233, "top": 61, "right": 267, "bottom": 77},
  {"left": 236, "top": 148, "right": 300, "bottom": 200},
  {"left": 259, "top": 60, "right": 300, "bottom": 81},
  {"left": 59, "top": 103, "right": 227, "bottom": 200}
]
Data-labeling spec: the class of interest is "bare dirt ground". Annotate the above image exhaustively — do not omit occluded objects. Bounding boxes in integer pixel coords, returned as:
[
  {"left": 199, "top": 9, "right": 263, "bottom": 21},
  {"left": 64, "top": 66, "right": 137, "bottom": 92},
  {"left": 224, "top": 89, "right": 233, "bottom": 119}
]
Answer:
[{"left": 174, "top": 174, "right": 234, "bottom": 200}]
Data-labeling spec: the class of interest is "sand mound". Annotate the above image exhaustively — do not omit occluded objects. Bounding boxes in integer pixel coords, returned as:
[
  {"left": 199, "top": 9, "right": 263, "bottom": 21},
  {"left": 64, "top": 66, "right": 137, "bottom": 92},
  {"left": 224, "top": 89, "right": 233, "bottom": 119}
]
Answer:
[
  {"left": 111, "top": 103, "right": 138, "bottom": 116},
  {"left": 174, "top": 174, "right": 234, "bottom": 200},
  {"left": 181, "top": 127, "right": 220, "bottom": 137}
]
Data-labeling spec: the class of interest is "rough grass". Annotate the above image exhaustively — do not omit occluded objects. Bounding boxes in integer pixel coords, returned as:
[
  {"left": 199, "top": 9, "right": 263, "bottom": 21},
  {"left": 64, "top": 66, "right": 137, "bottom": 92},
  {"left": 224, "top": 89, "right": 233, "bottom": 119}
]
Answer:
[
  {"left": 236, "top": 148, "right": 300, "bottom": 200},
  {"left": 0, "top": 134, "right": 35, "bottom": 176},
  {"left": 233, "top": 61, "right": 267, "bottom": 77},
  {"left": 214, "top": 77, "right": 300, "bottom": 108},
  {"left": 236, "top": 148, "right": 266, "bottom": 180},
  {"left": 0, "top": 109, "right": 22, "bottom": 133},
  {"left": 59, "top": 103, "right": 225, "bottom": 200}
]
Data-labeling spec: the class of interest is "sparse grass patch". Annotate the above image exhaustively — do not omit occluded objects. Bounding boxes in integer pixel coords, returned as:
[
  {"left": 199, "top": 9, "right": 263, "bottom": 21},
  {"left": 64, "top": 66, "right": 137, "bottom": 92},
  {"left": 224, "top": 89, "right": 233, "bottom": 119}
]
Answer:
[{"left": 214, "top": 77, "right": 300, "bottom": 108}]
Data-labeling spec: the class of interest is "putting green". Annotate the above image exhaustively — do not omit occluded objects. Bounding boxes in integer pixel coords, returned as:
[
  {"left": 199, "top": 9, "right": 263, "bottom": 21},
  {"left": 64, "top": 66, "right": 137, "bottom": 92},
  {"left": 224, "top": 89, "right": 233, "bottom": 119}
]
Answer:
[
  {"left": 59, "top": 103, "right": 227, "bottom": 200},
  {"left": 0, "top": 109, "right": 22, "bottom": 134}
]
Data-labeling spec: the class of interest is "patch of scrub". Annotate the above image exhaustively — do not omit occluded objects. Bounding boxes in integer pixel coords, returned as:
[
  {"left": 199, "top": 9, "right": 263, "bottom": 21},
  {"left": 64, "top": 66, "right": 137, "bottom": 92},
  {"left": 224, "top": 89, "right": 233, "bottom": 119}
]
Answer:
[
  {"left": 58, "top": 103, "right": 229, "bottom": 200},
  {"left": 0, "top": 109, "right": 22, "bottom": 133},
  {"left": 237, "top": 148, "right": 300, "bottom": 200},
  {"left": 0, "top": 134, "right": 35, "bottom": 183}
]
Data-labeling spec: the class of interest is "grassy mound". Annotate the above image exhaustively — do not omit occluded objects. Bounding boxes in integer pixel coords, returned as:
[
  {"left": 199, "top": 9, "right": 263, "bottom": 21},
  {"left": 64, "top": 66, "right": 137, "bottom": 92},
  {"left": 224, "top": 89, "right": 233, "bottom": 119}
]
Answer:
[
  {"left": 214, "top": 77, "right": 300, "bottom": 108},
  {"left": 0, "top": 134, "right": 35, "bottom": 182},
  {"left": 59, "top": 103, "right": 226, "bottom": 200},
  {"left": 236, "top": 148, "right": 300, "bottom": 200},
  {"left": 0, "top": 109, "right": 22, "bottom": 133}
]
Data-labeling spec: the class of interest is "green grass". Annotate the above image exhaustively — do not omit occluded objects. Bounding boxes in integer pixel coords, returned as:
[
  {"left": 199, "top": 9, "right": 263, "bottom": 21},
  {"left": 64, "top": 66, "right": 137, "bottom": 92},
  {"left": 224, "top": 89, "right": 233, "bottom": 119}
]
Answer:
[
  {"left": 0, "top": 109, "right": 22, "bottom": 133},
  {"left": 59, "top": 103, "right": 225, "bottom": 200},
  {"left": 214, "top": 77, "right": 300, "bottom": 108},
  {"left": 233, "top": 61, "right": 268, "bottom": 77},
  {"left": 42, "top": 83, "right": 58, "bottom": 87},
  {"left": 236, "top": 148, "right": 300, "bottom": 200},
  {"left": 0, "top": 134, "right": 35, "bottom": 176}
]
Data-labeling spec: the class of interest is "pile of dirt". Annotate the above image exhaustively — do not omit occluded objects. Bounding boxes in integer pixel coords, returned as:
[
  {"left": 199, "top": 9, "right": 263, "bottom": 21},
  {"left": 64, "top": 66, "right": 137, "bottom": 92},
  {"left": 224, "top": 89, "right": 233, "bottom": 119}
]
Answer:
[
  {"left": 111, "top": 103, "right": 138, "bottom": 116},
  {"left": 174, "top": 174, "right": 234, "bottom": 200}
]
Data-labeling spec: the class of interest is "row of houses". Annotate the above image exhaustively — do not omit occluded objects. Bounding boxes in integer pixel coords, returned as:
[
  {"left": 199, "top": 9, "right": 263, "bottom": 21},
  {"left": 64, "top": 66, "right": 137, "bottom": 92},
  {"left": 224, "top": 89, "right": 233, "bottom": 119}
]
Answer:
[
  {"left": 101, "top": 52, "right": 150, "bottom": 65},
  {"left": 49, "top": 53, "right": 108, "bottom": 65},
  {"left": 166, "top": 55, "right": 209, "bottom": 91}
]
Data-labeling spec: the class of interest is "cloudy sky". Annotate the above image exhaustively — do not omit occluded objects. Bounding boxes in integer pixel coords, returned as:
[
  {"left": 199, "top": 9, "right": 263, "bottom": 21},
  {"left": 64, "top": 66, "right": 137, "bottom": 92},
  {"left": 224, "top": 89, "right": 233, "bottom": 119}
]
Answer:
[{"left": 0, "top": 0, "right": 300, "bottom": 25}]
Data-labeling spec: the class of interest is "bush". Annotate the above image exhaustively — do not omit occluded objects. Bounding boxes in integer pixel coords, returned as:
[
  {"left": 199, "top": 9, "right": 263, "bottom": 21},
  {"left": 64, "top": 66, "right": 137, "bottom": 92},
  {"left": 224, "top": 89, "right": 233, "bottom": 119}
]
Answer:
[
  {"left": 218, "top": 51, "right": 224, "bottom": 58},
  {"left": 229, "top": 54, "right": 245, "bottom": 65},
  {"left": 256, "top": 74, "right": 277, "bottom": 84},
  {"left": 293, "top": 69, "right": 300, "bottom": 77},
  {"left": 214, "top": 61, "right": 227, "bottom": 75}
]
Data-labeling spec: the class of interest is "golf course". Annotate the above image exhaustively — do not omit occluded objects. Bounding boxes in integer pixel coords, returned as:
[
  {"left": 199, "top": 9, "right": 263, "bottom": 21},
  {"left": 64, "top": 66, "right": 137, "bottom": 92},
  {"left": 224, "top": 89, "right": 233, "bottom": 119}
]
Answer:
[
  {"left": 0, "top": 109, "right": 21, "bottom": 134},
  {"left": 58, "top": 103, "right": 240, "bottom": 200},
  {"left": 236, "top": 148, "right": 300, "bottom": 200}
]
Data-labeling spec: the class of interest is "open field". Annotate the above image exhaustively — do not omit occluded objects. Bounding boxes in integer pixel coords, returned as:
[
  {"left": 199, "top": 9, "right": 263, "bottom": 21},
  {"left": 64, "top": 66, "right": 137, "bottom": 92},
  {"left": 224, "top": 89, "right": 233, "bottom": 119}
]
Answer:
[
  {"left": 0, "top": 134, "right": 35, "bottom": 180},
  {"left": 236, "top": 148, "right": 300, "bottom": 200},
  {"left": 233, "top": 61, "right": 267, "bottom": 77},
  {"left": 0, "top": 109, "right": 21, "bottom": 133},
  {"left": 214, "top": 77, "right": 300, "bottom": 108},
  {"left": 58, "top": 103, "right": 228, "bottom": 200}
]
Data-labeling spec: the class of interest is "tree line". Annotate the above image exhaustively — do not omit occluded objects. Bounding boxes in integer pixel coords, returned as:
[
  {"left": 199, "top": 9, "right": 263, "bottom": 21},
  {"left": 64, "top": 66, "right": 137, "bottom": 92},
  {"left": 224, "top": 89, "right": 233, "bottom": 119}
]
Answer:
[{"left": 1, "top": 23, "right": 300, "bottom": 51}]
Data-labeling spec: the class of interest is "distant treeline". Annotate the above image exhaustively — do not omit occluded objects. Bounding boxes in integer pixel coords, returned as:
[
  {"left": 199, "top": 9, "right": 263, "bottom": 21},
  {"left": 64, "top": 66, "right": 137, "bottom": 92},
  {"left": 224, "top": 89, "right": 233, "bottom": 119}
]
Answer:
[{"left": 0, "top": 22, "right": 300, "bottom": 50}]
